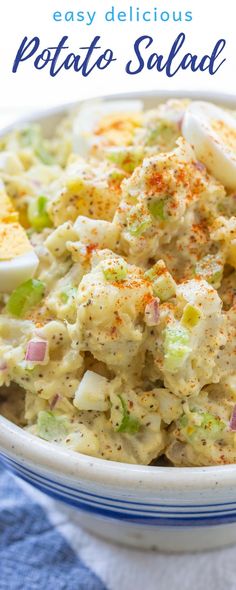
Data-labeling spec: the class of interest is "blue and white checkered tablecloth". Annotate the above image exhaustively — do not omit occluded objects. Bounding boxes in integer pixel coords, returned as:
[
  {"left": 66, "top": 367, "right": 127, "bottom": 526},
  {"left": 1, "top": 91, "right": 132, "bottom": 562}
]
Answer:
[
  {"left": 1, "top": 462, "right": 236, "bottom": 590},
  {"left": 0, "top": 464, "right": 106, "bottom": 590}
]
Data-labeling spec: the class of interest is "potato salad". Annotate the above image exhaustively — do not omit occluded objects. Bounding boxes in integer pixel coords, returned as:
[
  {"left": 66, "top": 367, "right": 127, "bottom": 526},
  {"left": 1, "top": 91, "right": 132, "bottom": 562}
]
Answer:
[{"left": 1, "top": 97, "right": 236, "bottom": 466}]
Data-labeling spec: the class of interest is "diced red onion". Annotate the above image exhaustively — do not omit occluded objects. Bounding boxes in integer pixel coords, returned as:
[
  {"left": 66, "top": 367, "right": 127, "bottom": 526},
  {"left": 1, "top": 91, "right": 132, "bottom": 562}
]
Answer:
[
  {"left": 25, "top": 339, "right": 48, "bottom": 363},
  {"left": 32, "top": 180, "right": 41, "bottom": 189},
  {"left": 50, "top": 394, "right": 61, "bottom": 410},
  {"left": 177, "top": 116, "right": 184, "bottom": 132},
  {"left": 194, "top": 161, "right": 206, "bottom": 173},
  {"left": 145, "top": 299, "right": 160, "bottom": 326},
  {"left": 0, "top": 360, "right": 7, "bottom": 371},
  {"left": 229, "top": 405, "right": 236, "bottom": 431}
]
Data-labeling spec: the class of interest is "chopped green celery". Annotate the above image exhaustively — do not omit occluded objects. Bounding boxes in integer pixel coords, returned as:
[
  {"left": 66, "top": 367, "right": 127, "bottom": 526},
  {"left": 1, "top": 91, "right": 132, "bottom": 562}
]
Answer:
[
  {"left": 163, "top": 324, "right": 191, "bottom": 373},
  {"left": 200, "top": 412, "right": 225, "bottom": 434},
  {"left": 181, "top": 304, "right": 201, "bottom": 329},
  {"left": 148, "top": 199, "right": 166, "bottom": 220},
  {"left": 179, "top": 411, "right": 225, "bottom": 440},
  {"left": 20, "top": 125, "right": 40, "bottom": 147},
  {"left": 25, "top": 364, "right": 37, "bottom": 374},
  {"left": 179, "top": 414, "right": 188, "bottom": 428},
  {"left": 37, "top": 411, "right": 69, "bottom": 441},
  {"left": 116, "top": 395, "right": 140, "bottom": 434},
  {"left": 35, "top": 144, "right": 54, "bottom": 165},
  {"left": 60, "top": 292, "right": 69, "bottom": 304},
  {"left": 145, "top": 261, "right": 176, "bottom": 301},
  {"left": 195, "top": 255, "right": 223, "bottom": 287},
  {"left": 102, "top": 258, "right": 127, "bottom": 282},
  {"left": 26, "top": 228, "right": 34, "bottom": 238},
  {"left": 59, "top": 287, "right": 77, "bottom": 304},
  {"left": 7, "top": 279, "right": 45, "bottom": 317},
  {"left": 20, "top": 125, "right": 54, "bottom": 165},
  {"left": 145, "top": 120, "right": 178, "bottom": 147},
  {"left": 144, "top": 264, "right": 159, "bottom": 283},
  {"left": 109, "top": 169, "right": 126, "bottom": 183},
  {"left": 153, "top": 275, "right": 176, "bottom": 301},
  {"left": 28, "top": 195, "right": 52, "bottom": 231},
  {"left": 165, "top": 324, "right": 190, "bottom": 349},
  {"left": 106, "top": 147, "right": 144, "bottom": 174},
  {"left": 127, "top": 206, "right": 152, "bottom": 237}
]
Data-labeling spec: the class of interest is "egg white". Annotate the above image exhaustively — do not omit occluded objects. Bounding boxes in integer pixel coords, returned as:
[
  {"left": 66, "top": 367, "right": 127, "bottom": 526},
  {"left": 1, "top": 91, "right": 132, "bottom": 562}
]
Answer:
[
  {"left": 72, "top": 99, "right": 143, "bottom": 155},
  {"left": 182, "top": 101, "right": 236, "bottom": 190},
  {"left": 0, "top": 250, "right": 39, "bottom": 293}
]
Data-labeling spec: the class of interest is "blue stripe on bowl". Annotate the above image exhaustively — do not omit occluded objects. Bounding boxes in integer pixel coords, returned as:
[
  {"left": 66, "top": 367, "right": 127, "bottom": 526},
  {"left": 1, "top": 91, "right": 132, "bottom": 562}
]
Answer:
[
  {"left": 3, "top": 455, "right": 236, "bottom": 518},
  {"left": 3, "top": 453, "right": 236, "bottom": 510},
  {"left": 2, "top": 452, "right": 236, "bottom": 527}
]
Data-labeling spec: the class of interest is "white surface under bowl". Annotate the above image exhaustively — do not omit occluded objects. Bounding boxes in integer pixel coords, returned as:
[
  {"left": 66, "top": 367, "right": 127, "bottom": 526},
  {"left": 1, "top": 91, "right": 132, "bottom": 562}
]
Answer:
[{"left": 1, "top": 90, "right": 236, "bottom": 553}]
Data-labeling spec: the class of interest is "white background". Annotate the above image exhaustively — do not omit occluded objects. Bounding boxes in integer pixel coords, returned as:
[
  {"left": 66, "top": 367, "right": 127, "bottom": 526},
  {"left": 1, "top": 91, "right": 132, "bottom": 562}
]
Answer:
[{"left": 0, "top": 0, "right": 235, "bottom": 117}]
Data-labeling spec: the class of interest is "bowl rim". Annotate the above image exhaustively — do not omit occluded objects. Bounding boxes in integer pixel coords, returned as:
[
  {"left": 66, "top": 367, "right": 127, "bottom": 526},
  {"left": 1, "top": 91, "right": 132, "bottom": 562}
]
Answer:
[
  {"left": 1, "top": 88, "right": 236, "bottom": 137},
  {"left": 1, "top": 88, "right": 236, "bottom": 493},
  {"left": 2, "top": 414, "right": 236, "bottom": 491}
]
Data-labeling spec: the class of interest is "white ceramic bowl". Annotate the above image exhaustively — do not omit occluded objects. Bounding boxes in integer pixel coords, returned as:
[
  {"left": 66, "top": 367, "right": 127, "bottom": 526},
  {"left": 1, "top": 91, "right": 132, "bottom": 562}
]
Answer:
[{"left": 1, "top": 91, "right": 236, "bottom": 553}]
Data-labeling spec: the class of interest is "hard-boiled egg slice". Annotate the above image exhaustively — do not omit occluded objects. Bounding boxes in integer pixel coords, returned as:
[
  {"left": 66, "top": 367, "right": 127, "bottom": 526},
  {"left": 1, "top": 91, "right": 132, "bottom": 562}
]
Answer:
[
  {"left": 182, "top": 101, "right": 236, "bottom": 189},
  {"left": 73, "top": 99, "right": 143, "bottom": 155},
  {"left": 0, "top": 184, "right": 18, "bottom": 223},
  {"left": 0, "top": 221, "right": 39, "bottom": 292}
]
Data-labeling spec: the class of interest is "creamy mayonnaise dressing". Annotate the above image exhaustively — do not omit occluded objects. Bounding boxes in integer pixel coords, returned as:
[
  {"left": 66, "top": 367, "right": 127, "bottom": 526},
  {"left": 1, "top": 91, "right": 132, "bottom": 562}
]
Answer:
[{"left": 1, "top": 98, "right": 236, "bottom": 466}]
